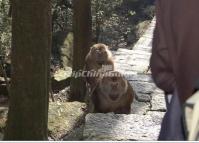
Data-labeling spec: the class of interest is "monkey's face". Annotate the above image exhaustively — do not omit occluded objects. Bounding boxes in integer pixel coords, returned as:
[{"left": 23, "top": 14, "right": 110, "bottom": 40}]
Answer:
[
  {"left": 90, "top": 44, "right": 111, "bottom": 64},
  {"left": 99, "top": 72, "right": 128, "bottom": 101}
]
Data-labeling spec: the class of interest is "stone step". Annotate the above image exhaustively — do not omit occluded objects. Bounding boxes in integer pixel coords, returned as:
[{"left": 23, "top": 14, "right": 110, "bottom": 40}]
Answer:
[{"left": 83, "top": 112, "right": 164, "bottom": 141}]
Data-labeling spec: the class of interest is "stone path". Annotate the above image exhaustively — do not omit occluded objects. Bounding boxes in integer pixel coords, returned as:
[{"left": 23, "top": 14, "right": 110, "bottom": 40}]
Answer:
[{"left": 83, "top": 18, "right": 167, "bottom": 141}]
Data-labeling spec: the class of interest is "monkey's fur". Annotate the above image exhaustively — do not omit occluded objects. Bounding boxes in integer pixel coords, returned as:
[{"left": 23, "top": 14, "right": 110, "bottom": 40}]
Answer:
[
  {"left": 85, "top": 43, "right": 114, "bottom": 89},
  {"left": 91, "top": 71, "right": 134, "bottom": 114}
]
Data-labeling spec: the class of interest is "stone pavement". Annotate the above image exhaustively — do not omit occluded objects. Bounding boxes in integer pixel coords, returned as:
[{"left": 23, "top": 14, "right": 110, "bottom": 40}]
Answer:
[{"left": 83, "top": 18, "right": 167, "bottom": 141}]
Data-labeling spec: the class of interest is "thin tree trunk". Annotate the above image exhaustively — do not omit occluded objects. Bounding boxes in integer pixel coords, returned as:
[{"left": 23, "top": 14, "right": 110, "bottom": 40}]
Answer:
[
  {"left": 8, "top": 0, "right": 12, "bottom": 17},
  {"left": 4, "top": 0, "right": 51, "bottom": 140},
  {"left": 95, "top": 0, "right": 100, "bottom": 43},
  {"left": 70, "top": 0, "right": 92, "bottom": 101}
]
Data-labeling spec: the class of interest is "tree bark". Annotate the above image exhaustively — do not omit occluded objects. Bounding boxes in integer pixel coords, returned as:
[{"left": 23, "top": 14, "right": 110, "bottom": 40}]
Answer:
[
  {"left": 4, "top": 0, "right": 51, "bottom": 140},
  {"left": 70, "top": 0, "right": 92, "bottom": 101}
]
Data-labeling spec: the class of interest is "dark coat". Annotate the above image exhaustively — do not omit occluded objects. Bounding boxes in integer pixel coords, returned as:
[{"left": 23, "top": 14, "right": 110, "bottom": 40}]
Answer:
[{"left": 150, "top": 0, "right": 199, "bottom": 103}]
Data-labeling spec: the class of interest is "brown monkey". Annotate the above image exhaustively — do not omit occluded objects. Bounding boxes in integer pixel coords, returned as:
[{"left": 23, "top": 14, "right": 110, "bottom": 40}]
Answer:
[
  {"left": 84, "top": 43, "right": 114, "bottom": 89},
  {"left": 91, "top": 71, "right": 134, "bottom": 114}
]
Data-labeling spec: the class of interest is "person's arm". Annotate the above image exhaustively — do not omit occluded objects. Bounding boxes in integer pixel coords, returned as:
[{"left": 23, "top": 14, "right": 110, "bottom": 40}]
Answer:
[{"left": 150, "top": 0, "right": 176, "bottom": 94}]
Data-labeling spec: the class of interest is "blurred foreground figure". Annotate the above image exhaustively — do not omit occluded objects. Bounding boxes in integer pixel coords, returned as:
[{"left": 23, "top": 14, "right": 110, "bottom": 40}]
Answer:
[{"left": 150, "top": 0, "right": 199, "bottom": 141}]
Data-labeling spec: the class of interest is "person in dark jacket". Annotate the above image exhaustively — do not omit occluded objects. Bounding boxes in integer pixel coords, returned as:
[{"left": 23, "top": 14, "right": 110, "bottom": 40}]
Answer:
[{"left": 150, "top": 0, "right": 199, "bottom": 140}]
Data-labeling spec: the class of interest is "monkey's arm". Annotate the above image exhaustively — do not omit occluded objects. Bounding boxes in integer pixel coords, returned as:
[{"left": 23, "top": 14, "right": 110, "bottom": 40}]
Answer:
[
  {"left": 91, "top": 89, "right": 101, "bottom": 113},
  {"left": 127, "top": 82, "right": 134, "bottom": 103},
  {"left": 114, "top": 82, "right": 134, "bottom": 114}
]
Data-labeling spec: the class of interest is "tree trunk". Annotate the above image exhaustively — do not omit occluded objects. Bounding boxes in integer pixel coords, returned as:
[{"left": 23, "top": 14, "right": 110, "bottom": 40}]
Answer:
[
  {"left": 4, "top": 0, "right": 51, "bottom": 140},
  {"left": 70, "top": 0, "right": 92, "bottom": 101}
]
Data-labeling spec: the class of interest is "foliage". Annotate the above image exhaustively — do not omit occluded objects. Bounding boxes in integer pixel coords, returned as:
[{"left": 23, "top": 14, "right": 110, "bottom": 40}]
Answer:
[
  {"left": 51, "top": 0, "right": 73, "bottom": 66},
  {"left": 92, "top": 0, "right": 123, "bottom": 17},
  {"left": 91, "top": 0, "right": 155, "bottom": 48},
  {"left": 0, "top": 0, "right": 11, "bottom": 59},
  {"left": 91, "top": 0, "right": 123, "bottom": 42},
  {"left": 51, "top": 0, "right": 73, "bottom": 33},
  {"left": 142, "top": 5, "right": 155, "bottom": 19}
]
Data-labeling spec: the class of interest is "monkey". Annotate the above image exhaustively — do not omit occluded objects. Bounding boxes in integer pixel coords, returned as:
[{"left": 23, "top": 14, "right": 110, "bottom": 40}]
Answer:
[
  {"left": 84, "top": 43, "right": 114, "bottom": 89},
  {"left": 90, "top": 71, "right": 135, "bottom": 114}
]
